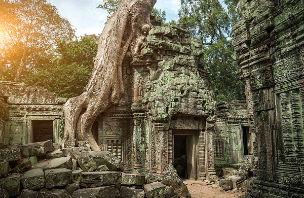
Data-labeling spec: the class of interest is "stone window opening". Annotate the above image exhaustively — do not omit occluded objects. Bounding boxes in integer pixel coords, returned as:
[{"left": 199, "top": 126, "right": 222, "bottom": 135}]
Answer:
[
  {"left": 242, "top": 126, "right": 253, "bottom": 155},
  {"left": 215, "top": 139, "right": 224, "bottom": 158},
  {"left": 32, "top": 120, "right": 53, "bottom": 142}
]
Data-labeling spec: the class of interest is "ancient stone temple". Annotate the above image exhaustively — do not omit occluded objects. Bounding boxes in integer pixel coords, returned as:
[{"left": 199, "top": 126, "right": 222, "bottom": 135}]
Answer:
[
  {"left": 233, "top": 0, "right": 304, "bottom": 197},
  {"left": 93, "top": 18, "right": 216, "bottom": 180},
  {"left": 0, "top": 81, "right": 65, "bottom": 145}
]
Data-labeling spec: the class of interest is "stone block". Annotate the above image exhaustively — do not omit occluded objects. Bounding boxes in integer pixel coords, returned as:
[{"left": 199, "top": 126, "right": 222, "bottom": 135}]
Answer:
[
  {"left": 21, "top": 168, "right": 45, "bottom": 190},
  {"left": 19, "top": 189, "right": 39, "bottom": 198},
  {"left": 77, "top": 156, "right": 98, "bottom": 172},
  {"left": 72, "top": 186, "right": 120, "bottom": 198},
  {"left": 12, "top": 158, "right": 32, "bottom": 173},
  {"left": 74, "top": 151, "right": 123, "bottom": 171},
  {"left": 51, "top": 189, "right": 71, "bottom": 198},
  {"left": 47, "top": 149, "right": 64, "bottom": 158},
  {"left": 33, "top": 156, "right": 72, "bottom": 170},
  {"left": 65, "top": 183, "right": 80, "bottom": 195},
  {"left": 144, "top": 182, "right": 167, "bottom": 198},
  {"left": 21, "top": 140, "right": 54, "bottom": 157},
  {"left": 0, "top": 188, "right": 9, "bottom": 198},
  {"left": 72, "top": 170, "right": 82, "bottom": 182},
  {"left": 80, "top": 171, "right": 122, "bottom": 188},
  {"left": 219, "top": 179, "right": 233, "bottom": 191},
  {"left": 0, "top": 146, "right": 21, "bottom": 162},
  {"left": 0, "top": 173, "right": 21, "bottom": 196},
  {"left": 121, "top": 186, "right": 145, "bottom": 198},
  {"left": 0, "top": 160, "right": 9, "bottom": 178},
  {"left": 222, "top": 167, "right": 238, "bottom": 178},
  {"left": 227, "top": 175, "right": 242, "bottom": 189},
  {"left": 121, "top": 173, "right": 146, "bottom": 186},
  {"left": 96, "top": 165, "right": 109, "bottom": 172},
  {"left": 45, "top": 168, "right": 72, "bottom": 188}
]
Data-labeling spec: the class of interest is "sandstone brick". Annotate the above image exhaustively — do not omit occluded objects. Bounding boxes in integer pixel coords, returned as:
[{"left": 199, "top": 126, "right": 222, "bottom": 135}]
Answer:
[
  {"left": 45, "top": 168, "right": 72, "bottom": 188},
  {"left": 121, "top": 186, "right": 145, "bottom": 198},
  {"left": 19, "top": 189, "right": 39, "bottom": 198},
  {"left": 21, "top": 168, "right": 45, "bottom": 190},
  {"left": 0, "top": 160, "right": 9, "bottom": 178},
  {"left": 0, "top": 146, "right": 21, "bottom": 162},
  {"left": 121, "top": 173, "right": 145, "bottom": 186},
  {"left": 80, "top": 171, "right": 121, "bottom": 188},
  {"left": 21, "top": 140, "right": 54, "bottom": 157},
  {"left": 0, "top": 173, "right": 21, "bottom": 196},
  {"left": 33, "top": 156, "right": 72, "bottom": 170}
]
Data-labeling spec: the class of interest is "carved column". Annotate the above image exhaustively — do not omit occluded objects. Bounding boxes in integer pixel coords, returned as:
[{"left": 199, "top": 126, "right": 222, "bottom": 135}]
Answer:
[
  {"left": 132, "top": 112, "right": 146, "bottom": 173},
  {"left": 154, "top": 122, "right": 168, "bottom": 174},
  {"left": 206, "top": 118, "right": 216, "bottom": 179}
]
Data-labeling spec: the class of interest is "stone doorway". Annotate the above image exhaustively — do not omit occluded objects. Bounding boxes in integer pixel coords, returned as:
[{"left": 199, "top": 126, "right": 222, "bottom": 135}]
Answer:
[
  {"left": 32, "top": 120, "right": 53, "bottom": 142},
  {"left": 173, "top": 130, "right": 199, "bottom": 180}
]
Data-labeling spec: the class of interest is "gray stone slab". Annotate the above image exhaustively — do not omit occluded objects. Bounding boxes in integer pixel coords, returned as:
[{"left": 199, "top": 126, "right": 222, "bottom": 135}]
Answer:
[
  {"left": 0, "top": 160, "right": 9, "bottom": 178},
  {"left": 65, "top": 183, "right": 80, "bottom": 195},
  {"left": 45, "top": 168, "right": 72, "bottom": 188},
  {"left": 97, "top": 185, "right": 120, "bottom": 198},
  {"left": 21, "top": 168, "right": 45, "bottom": 190},
  {"left": 0, "top": 173, "right": 21, "bottom": 197},
  {"left": 0, "top": 146, "right": 21, "bottom": 162},
  {"left": 121, "top": 186, "right": 145, "bottom": 198},
  {"left": 33, "top": 156, "right": 72, "bottom": 170},
  {"left": 21, "top": 140, "right": 54, "bottom": 157},
  {"left": 0, "top": 188, "right": 9, "bottom": 198},
  {"left": 80, "top": 171, "right": 122, "bottom": 188},
  {"left": 122, "top": 173, "right": 145, "bottom": 186},
  {"left": 72, "top": 187, "right": 103, "bottom": 198},
  {"left": 19, "top": 189, "right": 39, "bottom": 198},
  {"left": 144, "top": 182, "right": 167, "bottom": 198}
]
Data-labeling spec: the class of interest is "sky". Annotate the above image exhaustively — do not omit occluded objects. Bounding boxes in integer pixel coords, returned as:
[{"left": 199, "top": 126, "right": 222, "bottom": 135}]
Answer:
[{"left": 47, "top": 0, "right": 180, "bottom": 37}]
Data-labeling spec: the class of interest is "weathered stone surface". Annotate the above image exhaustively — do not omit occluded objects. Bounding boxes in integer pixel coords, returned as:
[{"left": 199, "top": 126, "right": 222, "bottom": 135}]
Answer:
[
  {"left": 144, "top": 182, "right": 166, "bottom": 198},
  {"left": 12, "top": 157, "right": 32, "bottom": 173},
  {"left": 72, "top": 170, "right": 82, "bottom": 182},
  {"left": 65, "top": 183, "right": 80, "bottom": 195},
  {"left": 21, "top": 140, "right": 54, "bottom": 157},
  {"left": 33, "top": 156, "right": 72, "bottom": 170},
  {"left": 45, "top": 168, "right": 72, "bottom": 188},
  {"left": 0, "top": 160, "right": 9, "bottom": 178},
  {"left": 74, "top": 151, "right": 123, "bottom": 171},
  {"left": 19, "top": 189, "right": 39, "bottom": 198},
  {"left": 122, "top": 173, "right": 145, "bottom": 186},
  {"left": 21, "top": 168, "right": 45, "bottom": 190},
  {"left": 227, "top": 175, "right": 242, "bottom": 189},
  {"left": 47, "top": 149, "right": 64, "bottom": 159},
  {"left": 0, "top": 173, "right": 21, "bottom": 196},
  {"left": 219, "top": 179, "right": 233, "bottom": 191},
  {"left": 0, "top": 188, "right": 9, "bottom": 198},
  {"left": 96, "top": 165, "right": 109, "bottom": 172},
  {"left": 0, "top": 146, "right": 21, "bottom": 162},
  {"left": 121, "top": 186, "right": 145, "bottom": 198},
  {"left": 51, "top": 189, "right": 71, "bottom": 198},
  {"left": 162, "top": 164, "right": 190, "bottom": 197},
  {"left": 80, "top": 171, "right": 122, "bottom": 188},
  {"left": 72, "top": 186, "right": 120, "bottom": 198}
]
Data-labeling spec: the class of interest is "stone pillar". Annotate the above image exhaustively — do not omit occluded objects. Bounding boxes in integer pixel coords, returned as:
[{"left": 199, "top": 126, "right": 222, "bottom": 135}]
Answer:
[
  {"left": 132, "top": 112, "right": 146, "bottom": 173},
  {"left": 206, "top": 119, "right": 216, "bottom": 179}
]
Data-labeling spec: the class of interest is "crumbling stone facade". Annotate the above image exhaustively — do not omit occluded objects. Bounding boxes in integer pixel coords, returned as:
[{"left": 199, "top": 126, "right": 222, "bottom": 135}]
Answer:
[
  {"left": 215, "top": 101, "right": 254, "bottom": 171},
  {"left": 0, "top": 81, "right": 65, "bottom": 145},
  {"left": 233, "top": 0, "right": 304, "bottom": 197},
  {"left": 95, "top": 19, "right": 217, "bottom": 180}
]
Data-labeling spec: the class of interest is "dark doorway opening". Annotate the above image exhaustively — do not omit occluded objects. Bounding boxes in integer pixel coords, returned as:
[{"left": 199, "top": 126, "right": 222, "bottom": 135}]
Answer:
[
  {"left": 32, "top": 120, "right": 53, "bottom": 142},
  {"left": 174, "top": 135, "right": 187, "bottom": 179},
  {"left": 92, "top": 120, "right": 99, "bottom": 143},
  {"left": 242, "top": 126, "right": 249, "bottom": 155}
]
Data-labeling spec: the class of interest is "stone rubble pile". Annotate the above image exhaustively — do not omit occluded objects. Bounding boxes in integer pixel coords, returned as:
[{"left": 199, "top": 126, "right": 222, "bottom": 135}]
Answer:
[{"left": 0, "top": 140, "right": 189, "bottom": 198}]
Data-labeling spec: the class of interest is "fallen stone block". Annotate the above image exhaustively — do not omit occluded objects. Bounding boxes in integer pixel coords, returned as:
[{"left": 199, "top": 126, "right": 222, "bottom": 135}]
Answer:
[
  {"left": 96, "top": 165, "right": 109, "bottom": 172},
  {"left": 11, "top": 157, "right": 32, "bottom": 173},
  {"left": 19, "top": 189, "right": 39, "bottom": 198},
  {"left": 33, "top": 156, "right": 72, "bottom": 170},
  {"left": 222, "top": 167, "right": 238, "bottom": 178},
  {"left": 77, "top": 156, "right": 98, "bottom": 172},
  {"left": 51, "top": 189, "right": 71, "bottom": 198},
  {"left": 0, "top": 146, "right": 21, "bottom": 162},
  {"left": 121, "top": 186, "right": 145, "bottom": 198},
  {"left": 219, "top": 179, "right": 233, "bottom": 191},
  {"left": 144, "top": 182, "right": 167, "bottom": 198},
  {"left": 73, "top": 151, "right": 123, "bottom": 171},
  {"left": 0, "top": 188, "right": 9, "bottom": 198},
  {"left": 45, "top": 168, "right": 72, "bottom": 188},
  {"left": 65, "top": 183, "right": 80, "bottom": 195},
  {"left": 72, "top": 170, "right": 82, "bottom": 182},
  {"left": 21, "top": 168, "right": 45, "bottom": 190},
  {"left": 122, "top": 173, "right": 146, "bottom": 186},
  {"left": 21, "top": 140, "right": 54, "bottom": 157},
  {"left": 72, "top": 186, "right": 120, "bottom": 198},
  {"left": 80, "top": 171, "right": 122, "bottom": 188},
  {"left": 0, "top": 160, "right": 9, "bottom": 178},
  {"left": 0, "top": 173, "right": 21, "bottom": 196},
  {"left": 46, "top": 149, "right": 64, "bottom": 159},
  {"left": 227, "top": 175, "right": 242, "bottom": 189}
]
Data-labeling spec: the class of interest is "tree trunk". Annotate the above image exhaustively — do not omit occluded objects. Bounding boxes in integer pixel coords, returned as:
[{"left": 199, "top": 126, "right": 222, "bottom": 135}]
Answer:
[{"left": 61, "top": 0, "right": 157, "bottom": 151}]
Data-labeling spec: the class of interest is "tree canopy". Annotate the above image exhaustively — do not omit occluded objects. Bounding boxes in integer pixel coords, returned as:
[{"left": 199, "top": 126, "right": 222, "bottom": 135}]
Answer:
[{"left": 0, "top": 0, "right": 75, "bottom": 82}]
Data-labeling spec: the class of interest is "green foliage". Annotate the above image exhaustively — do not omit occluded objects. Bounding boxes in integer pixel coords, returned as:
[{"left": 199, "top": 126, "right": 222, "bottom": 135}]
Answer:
[
  {"left": 26, "top": 35, "right": 98, "bottom": 98},
  {"left": 0, "top": 0, "right": 75, "bottom": 82},
  {"left": 179, "top": 0, "right": 244, "bottom": 102}
]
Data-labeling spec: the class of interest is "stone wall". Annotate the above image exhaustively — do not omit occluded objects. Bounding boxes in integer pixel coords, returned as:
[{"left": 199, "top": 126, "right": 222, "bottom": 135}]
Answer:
[
  {"left": 215, "top": 101, "right": 254, "bottom": 171},
  {"left": 0, "top": 81, "right": 65, "bottom": 145},
  {"left": 0, "top": 93, "right": 8, "bottom": 144},
  {"left": 233, "top": 0, "right": 304, "bottom": 197}
]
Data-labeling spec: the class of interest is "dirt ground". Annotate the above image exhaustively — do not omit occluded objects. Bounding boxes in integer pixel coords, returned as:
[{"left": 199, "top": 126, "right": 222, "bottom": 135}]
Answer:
[{"left": 184, "top": 180, "right": 246, "bottom": 198}]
